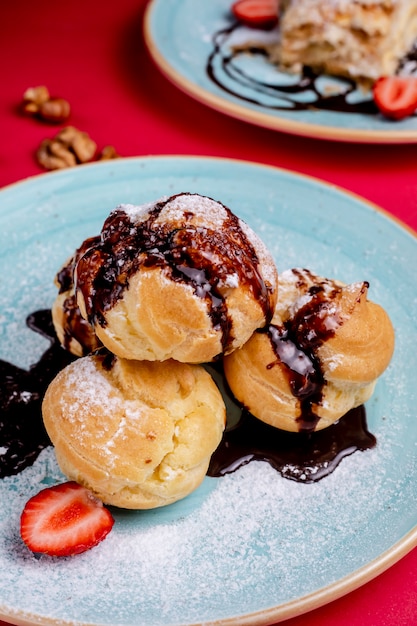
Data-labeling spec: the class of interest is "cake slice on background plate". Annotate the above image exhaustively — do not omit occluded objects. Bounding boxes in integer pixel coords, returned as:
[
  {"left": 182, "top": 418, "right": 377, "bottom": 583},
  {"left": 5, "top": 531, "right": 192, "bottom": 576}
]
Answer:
[{"left": 273, "top": 0, "right": 417, "bottom": 85}]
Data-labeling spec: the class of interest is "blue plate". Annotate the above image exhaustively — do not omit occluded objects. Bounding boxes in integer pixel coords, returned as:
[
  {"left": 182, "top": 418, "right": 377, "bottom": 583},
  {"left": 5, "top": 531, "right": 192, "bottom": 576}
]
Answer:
[
  {"left": 0, "top": 156, "right": 417, "bottom": 626},
  {"left": 144, "top": 0, "right": 417, "bottom": 143}
]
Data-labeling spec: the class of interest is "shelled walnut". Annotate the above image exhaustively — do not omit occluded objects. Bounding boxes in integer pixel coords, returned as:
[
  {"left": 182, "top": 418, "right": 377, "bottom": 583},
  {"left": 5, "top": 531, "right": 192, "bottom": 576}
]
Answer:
[
  {"left": 37, "top": 126, "right": 97, "bottom": 170},
  {"left": 22, "top": 86, "right": 71, "bottom": 124}
]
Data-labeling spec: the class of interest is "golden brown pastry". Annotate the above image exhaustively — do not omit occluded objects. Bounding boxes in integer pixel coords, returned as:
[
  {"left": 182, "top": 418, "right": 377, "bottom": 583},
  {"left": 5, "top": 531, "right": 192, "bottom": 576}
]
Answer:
[
  {"left": 52, "top": 236, "right": 102, "bottom": 357},
  {"left": 74, "top": 193, "right": 278, "bottom": 363},
  {"left": 223, "top": 268, "right": 395, "bottom": 432},
  {"left": 275, "top": 0, "right": 417, "bottom": 84},
  {"left": 42, "top": 355, "right": 226, "bottom": 509}
]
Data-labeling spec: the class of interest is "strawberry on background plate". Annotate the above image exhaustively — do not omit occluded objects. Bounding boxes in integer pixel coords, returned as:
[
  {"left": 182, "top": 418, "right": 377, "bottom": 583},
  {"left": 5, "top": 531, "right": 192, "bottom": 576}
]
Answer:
[
  {"left": 231, "top": 0, "right": 280, "bottom": 29},
  {"left": 20, "top": 481, "right": 114, "bottom": 557},
  {"left": 373, "top": 76, "right": 417, "bottom": 120}
]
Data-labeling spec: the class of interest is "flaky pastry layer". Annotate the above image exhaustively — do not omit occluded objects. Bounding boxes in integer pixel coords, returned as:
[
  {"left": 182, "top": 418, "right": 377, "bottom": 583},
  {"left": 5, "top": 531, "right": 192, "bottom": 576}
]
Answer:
[{"left": 275, "top": 0, "right": 417, "bottom": 83}]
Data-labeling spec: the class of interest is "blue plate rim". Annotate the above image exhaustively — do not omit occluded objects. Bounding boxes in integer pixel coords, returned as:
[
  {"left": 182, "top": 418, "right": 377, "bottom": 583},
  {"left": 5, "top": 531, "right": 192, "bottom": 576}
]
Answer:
[{"left": 143, "top": 0, "right": 417, "bottom": 145}]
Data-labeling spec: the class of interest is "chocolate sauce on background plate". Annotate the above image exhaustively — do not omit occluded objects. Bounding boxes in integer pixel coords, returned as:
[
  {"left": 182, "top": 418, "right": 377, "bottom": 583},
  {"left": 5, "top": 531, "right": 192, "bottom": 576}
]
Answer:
[
  {"left": 206, "top": 24, "right": 416, "bottom": 115},
  {"left": 398, "top": 41, "right": 417, "bottom": 75},
  {"left": 0, "top": 310, "right": 376, "bottom": 482}
]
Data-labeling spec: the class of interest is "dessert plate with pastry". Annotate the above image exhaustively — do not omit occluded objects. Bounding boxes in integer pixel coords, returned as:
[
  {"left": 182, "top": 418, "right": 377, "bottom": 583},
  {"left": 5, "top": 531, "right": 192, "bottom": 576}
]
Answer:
[
  {"left": 144, "top": 0, "right": 417, "bottom": 143},
  {"left": 0, "top": 155, "right": 416, "bottom": 625}
]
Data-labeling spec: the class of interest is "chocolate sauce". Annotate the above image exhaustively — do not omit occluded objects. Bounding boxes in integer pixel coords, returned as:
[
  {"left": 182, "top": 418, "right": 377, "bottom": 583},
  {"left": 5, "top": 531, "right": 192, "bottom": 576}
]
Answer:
[
  {"left": 75, "top": 193, "right": 275, "bottom": 355},
  {"left": 265, "top": 276, "right": 346, "bottom": 431},
  {"left": 0, "top": 310, "right": 75, "bottom": 478},
  {"left": 398, "top": 41, "right": 417, "bottom": 75},
  {"left": 60, "top": 293, "right": 101, "bottom": 356},
  {"left": 55, "top": 235, "right": 103, "bottom": 356},
  {"left": 56, "top": 235, "right": 100, "bottom": 295},
  {"left": 205, "top": 23, "right": 411, "bottom": 115},
  {"left": 206, "top": 358, "right": 376, "bottom": 482},
  {"left": 265, "top": 324, "right": 324, "bottom": 432},
  {"left": 208, "top": 405, "right": 375, "bottom": 483}
]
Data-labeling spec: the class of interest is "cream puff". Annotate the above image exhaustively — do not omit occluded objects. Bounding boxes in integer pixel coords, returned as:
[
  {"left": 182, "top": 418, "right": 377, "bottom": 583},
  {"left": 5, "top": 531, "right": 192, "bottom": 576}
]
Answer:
[
  {"left": 42, "top": 355, "right": 226, "bottom": 509},
  {"left": 74, "top": 193, "right": 278, "bottom": 363},
  {"left": 223, "top": 268, "right": 395, "bottom": 432}
]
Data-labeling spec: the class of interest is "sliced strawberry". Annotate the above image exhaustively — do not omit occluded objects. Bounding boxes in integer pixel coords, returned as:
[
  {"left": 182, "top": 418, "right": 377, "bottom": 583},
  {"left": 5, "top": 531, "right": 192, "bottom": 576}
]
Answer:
[
  {"left": 231, "top": 0, "right": 279, "bottom": 29},
  {"left": 373, "top": 76, "right": 417, "bottom": 120},
  {"left": 20, "top": 481, "right": 114, "bottom": 557}
]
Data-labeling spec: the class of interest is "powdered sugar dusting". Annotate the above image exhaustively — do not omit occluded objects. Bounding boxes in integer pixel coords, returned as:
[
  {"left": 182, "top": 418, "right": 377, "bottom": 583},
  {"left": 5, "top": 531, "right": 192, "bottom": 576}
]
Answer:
[
  {"left": 159, "top": 193, "right": 229, "bottom": 229},
  {"left": 119, "top": 194, "right": 231, "bottom": 230},
  {"left": 323, "top": 352, "right": 344, "bottom": 371},
  {"left": 64, "top": 357, "right": 116, "bottom": 415},
  {"left": 53, "top": 357, "right": 154, "bottom": 467},
  {"left": 0, "top": 431, "right": 406, "bottom": 626},
  {"left": 118, "top": 199, "right": 165, "bottom": 222},
  {"left": 59, "top": 358, "right": 120, "bottom": 451}
]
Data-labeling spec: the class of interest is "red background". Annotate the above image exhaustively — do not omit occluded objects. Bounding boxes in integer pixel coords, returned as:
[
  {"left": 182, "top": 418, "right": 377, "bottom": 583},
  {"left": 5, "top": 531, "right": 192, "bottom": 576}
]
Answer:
[{"left": 1, "top": 1, "right": 417, "bottom": 625}]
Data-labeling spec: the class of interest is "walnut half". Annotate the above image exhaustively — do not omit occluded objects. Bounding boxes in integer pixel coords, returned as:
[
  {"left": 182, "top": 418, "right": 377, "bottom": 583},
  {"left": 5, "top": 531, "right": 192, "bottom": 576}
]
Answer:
[{"left": 37, "top": 126, "right": 97, "bottom": 170}]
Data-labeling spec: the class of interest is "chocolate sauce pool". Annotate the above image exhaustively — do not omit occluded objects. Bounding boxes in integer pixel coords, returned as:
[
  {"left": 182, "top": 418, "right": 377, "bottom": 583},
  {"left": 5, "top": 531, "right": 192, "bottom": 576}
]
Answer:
[
  {"left": 206, "top": 23, "right": 417, "bottom": 115},
  {"left": 0, "top": 310, "right": 376, "bottom": 482},
  {"left": 0, "top": 310, "right": 75, "bottom": 478},
  {"left": 206, "top": 362, "right": 376, "bottom": 483},
  {"left": 208, "top": 405, "right": 374, "bottom": 483}
]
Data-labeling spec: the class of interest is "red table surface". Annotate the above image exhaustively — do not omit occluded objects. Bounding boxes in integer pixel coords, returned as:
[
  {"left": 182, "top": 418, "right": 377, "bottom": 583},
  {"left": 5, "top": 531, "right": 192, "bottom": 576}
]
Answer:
[{"left": 1, "top": 1, "right": 417, "bottom": 625}]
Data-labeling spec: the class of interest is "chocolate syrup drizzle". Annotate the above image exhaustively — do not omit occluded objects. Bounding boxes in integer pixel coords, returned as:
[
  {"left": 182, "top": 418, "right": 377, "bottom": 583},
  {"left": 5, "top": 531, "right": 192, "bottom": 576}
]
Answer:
[
  {"left": 206, "top": 23, "right": 416, "bottom": 115},
  {"left": 398, "top": 41, "right": 417, "bottom": 75},
  {"left": 265, "top": 274, "right": 346, "bottom": 432},
  {"left": 75, "top": 193, "right": 274, "bottom": 355},
  {"left": 59, "top": 294, "right": 101, "bottom": 356},
  {"left": 55, "top": 236, "right": 102, "bottom": 356}
]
